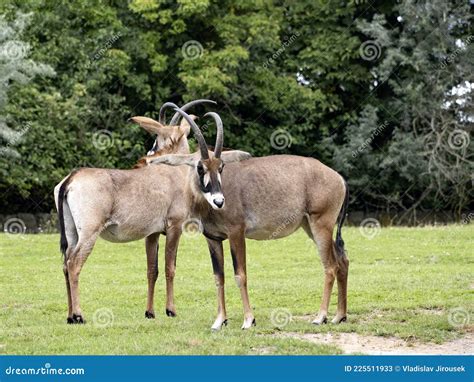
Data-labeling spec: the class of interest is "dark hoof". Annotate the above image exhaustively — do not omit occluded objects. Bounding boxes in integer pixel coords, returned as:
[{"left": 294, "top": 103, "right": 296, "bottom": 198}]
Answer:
[
  {"left": 339, "top": 316, "right": 347, "bottom": 323},
  {"left": 222, "top": 319, "right": 228, "bottom": 327},
  {"left": 166, "top": 309, "right": 177, "bottom": 317},
  {"left": 252, "top": 318, "right": 256, "bottom": 327},
  {"left": 67, "top": 317, "right": 74, "bottom": 324},
  {"left": 312, "top": 316, "right": 328, "bottom": 325},
  {"left": 71, "top": 314, "right": 85, "bottom": 324},
  {"left": 145, "top": 311, "right": 155, "bottom": 319}
]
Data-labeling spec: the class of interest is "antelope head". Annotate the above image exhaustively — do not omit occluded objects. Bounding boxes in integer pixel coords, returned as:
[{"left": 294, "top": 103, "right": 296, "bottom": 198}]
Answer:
[
  {"left": 149, "top": 108, "right": 251, "bottom": 210},
  {"left": 130, "top": 99, "right": 217, "bottom": 167}
]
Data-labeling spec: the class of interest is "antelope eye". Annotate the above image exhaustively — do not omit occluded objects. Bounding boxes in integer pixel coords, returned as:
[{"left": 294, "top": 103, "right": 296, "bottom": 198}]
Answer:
[{"left": 197, "top": 163, "right": 205, "bottom": 175}]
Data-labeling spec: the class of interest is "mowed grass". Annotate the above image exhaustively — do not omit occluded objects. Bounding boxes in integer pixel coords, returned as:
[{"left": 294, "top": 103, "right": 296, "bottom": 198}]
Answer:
[{"left": 0, "top": 226, "right": 472, "bottom": 355}]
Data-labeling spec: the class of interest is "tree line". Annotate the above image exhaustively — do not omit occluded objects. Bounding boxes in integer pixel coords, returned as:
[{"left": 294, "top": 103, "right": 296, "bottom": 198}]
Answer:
[{"left": 0, "top": 0, "right": 472, "bottom": 221}]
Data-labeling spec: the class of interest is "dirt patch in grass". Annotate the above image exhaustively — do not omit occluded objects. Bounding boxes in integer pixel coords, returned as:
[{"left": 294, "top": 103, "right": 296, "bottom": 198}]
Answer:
[
  {"left": 294, "top": 307, "right": 445, "bottom": 323},
  {"left": 250, "top": 346, "right": 278, "bottom": 355},
  {"left": 416, "top": 307, "right": 444, "bottom": 315},
  {"left": 276, "top": 331, "right": 473, "bottom": 355}
]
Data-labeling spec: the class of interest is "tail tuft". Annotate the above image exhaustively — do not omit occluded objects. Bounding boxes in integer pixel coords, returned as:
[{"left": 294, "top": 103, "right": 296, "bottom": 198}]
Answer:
[
  {"left": 58, "top": 181, "right": 69, "bottom": 256},
  {"left": 57, "top": 170, "right": 78, "bottom": 257},
  {"left": 335, "top": 178, "right": 349, "bottom": 257}
]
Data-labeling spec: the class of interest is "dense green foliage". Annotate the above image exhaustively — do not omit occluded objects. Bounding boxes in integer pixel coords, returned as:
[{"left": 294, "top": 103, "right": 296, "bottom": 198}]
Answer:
[
  {"left": 0, "top": 0, "right": 472, "bottom": 216},
  {"left": 1, "top": 226, "right": 472, "bottom": 354}
]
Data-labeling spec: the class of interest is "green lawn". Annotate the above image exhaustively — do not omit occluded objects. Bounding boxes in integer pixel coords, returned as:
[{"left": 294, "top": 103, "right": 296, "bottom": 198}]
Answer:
[{"left": 0, "top": 226, "right": 472, "bottom": 355}]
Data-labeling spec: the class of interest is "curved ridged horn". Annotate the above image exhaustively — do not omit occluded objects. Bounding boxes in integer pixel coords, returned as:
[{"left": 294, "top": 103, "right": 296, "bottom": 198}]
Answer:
[
  {"left": 173, "top": 107, "right": 209, "bottom": 159},
  {"left": 169, "top": 99, "right": 217, "bottom": 126},
  {"left": 204, "top": 112, "right": 223, "bottom": 158},
  {"left": 159, "top": 102, "right": 179, "bottom": 124}
]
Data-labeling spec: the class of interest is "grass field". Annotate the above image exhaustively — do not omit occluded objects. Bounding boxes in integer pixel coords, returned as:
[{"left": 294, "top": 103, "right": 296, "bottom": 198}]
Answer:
[{"left": 0, "top": 225, "right": 472, "bottom": 355}]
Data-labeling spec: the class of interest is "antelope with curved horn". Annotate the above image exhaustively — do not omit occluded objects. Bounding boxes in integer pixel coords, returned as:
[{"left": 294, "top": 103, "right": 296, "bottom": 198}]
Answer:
[
  {"left": 151, "top": 110, "right": 350, "bottom": 330},
  {"left": 54, "top": 99, "right": 217, "bottom": 323},
  {"left": 150, "top": 110, "right": 251, "bottom": 209},
  {"left": 145, "top": 99, "right": 216, "bottom": 157}
]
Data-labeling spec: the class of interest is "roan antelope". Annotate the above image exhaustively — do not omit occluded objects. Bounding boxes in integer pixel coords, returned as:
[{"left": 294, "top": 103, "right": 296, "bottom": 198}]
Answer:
[
  {"left": 151, "top": 111, "right": 349, "bottom": 330},
  {"left": 54, "top": 100, "right": 217, "bottom": 323}
]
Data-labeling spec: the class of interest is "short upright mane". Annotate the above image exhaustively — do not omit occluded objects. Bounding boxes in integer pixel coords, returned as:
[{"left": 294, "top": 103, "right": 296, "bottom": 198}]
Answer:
[{"left": 134, "top": 135, "right": 184, "bottom": 168}]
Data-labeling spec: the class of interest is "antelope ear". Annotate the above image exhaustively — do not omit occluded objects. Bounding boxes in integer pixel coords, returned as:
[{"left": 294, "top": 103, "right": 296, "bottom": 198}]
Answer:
[
  {"left": 178, "top": 114, "right": 197, "bottom": 137},
  {"left": 148, "top": 153, "right": 197, "bottom": 167},
  {"left": 220, "top": 150, "right": 252, "bottom": 163},
  {"left": 129, "top": 116, "right": 164, "bottom": 135}
]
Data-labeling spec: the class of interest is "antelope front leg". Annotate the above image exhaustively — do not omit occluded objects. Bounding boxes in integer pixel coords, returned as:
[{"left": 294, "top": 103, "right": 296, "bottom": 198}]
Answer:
[
  {"left": 145, "top": 233, "right": 159, "bottom": 319},
  {"left": 229, "top": 231, "right": 255, "bottom": 329},
  {"left": 207, "top": 239, "right": 227, "bottom": 331},
  {"left": 164, "top": 226, "right": 181, "bottom": 317}
]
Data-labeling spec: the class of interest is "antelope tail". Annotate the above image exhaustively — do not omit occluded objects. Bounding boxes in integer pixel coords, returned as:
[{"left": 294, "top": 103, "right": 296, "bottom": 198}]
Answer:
[
  {"left": 335, "top": 178, "right": 349, "bottom": 257},
  {"left": 57, "top": 170, "right": 77, "bottom": 257}
]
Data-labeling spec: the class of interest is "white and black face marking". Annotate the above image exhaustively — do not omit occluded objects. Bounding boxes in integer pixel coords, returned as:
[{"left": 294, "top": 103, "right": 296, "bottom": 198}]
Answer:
[
  {"left": 148, "top": 135, "right": 169, "bottom": 156},
  {"left": 197, "top": 161, "right": 225, "bottom": 209},
  {"left": 147, "top": 140, "right": 159, "bottom": 155}
]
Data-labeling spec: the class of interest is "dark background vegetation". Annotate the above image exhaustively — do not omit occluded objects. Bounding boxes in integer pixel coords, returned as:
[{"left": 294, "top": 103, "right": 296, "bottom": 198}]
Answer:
[{"left": 0, "top": 0, "right": 472, "bottom": 222}]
